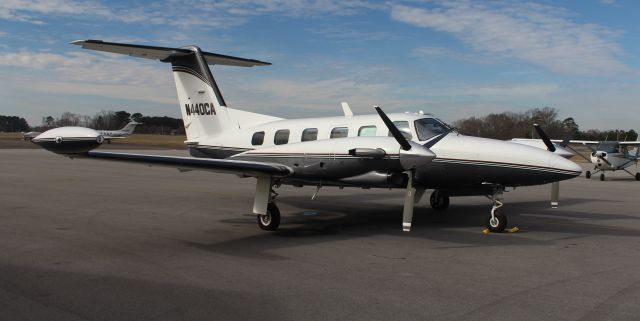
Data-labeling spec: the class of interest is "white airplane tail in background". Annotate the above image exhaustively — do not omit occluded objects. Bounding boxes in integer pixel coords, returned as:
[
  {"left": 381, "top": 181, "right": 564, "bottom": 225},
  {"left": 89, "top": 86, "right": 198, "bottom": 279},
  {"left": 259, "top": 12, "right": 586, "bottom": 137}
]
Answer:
[
  {"left": 72, "top": 40, "right": 276, "bottom": 143},
  {"left": 120, "top": 121, "right": 141, "bottom": 134}
]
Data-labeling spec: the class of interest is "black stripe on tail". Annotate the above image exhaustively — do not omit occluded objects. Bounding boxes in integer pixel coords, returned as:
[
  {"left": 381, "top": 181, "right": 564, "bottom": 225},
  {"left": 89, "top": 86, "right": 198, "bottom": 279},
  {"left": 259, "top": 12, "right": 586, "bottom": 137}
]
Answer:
[{"left": 163, "top": 45, "right": 227, "bottom": 107}]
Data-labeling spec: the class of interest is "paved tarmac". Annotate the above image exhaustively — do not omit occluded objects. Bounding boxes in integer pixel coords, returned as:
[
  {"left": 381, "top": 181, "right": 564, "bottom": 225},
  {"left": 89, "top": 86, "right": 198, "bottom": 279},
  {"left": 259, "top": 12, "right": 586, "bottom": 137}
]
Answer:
[{"left": 1, "top": 148, "right": 640, "bottom": 321}]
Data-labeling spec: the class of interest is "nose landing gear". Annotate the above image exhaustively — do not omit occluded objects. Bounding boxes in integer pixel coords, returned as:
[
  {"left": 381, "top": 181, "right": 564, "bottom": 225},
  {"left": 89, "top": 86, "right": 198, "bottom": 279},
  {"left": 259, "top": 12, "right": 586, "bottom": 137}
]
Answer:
[{"left": 485, "top": 187, "right": 508, "bottom": 233}]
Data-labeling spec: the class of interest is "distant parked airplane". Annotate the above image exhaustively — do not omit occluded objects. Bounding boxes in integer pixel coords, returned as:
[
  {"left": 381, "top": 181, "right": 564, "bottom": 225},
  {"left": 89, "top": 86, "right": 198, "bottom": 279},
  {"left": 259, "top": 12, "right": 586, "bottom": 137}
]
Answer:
[
  {"left": 562, "top": 137, "right": 640, "bottom": 181},
  {"left": 22, "top": 120, "right": 141, "bottom": 143}
]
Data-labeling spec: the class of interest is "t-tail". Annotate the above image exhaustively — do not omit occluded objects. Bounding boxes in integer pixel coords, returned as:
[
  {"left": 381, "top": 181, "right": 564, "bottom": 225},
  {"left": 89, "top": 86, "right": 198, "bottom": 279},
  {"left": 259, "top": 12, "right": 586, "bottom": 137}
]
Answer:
[
  {"left": 120, "top": 120, "right": 141, "bottom": 135},
  {"left": 71, "top": 40, "right": 273, "bottom": 142}
]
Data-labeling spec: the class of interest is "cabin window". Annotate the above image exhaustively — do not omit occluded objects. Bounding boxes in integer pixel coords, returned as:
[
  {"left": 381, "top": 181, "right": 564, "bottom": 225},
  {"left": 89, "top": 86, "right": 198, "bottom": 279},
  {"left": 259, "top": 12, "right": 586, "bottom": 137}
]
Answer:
[
  {"left": 251, "top": 131, "right": 265, "bottom": 145},
  {"left": 388, "top": 121, "right": 412, "bottom": 140},
  {"left": 414, "top": 118, "right": 450, "bottom": 141},
  {"left": 274, "top": 129, "right": 290, "bottom": 145},
  {"left": 358, "top": 126, "right": 377, "bottom": 136},
  {"left": 330, "top": 127, "right": 349, "bottom": 139},
  {"left": 301, "top": 128, "right": 318, "bottom": 141}
]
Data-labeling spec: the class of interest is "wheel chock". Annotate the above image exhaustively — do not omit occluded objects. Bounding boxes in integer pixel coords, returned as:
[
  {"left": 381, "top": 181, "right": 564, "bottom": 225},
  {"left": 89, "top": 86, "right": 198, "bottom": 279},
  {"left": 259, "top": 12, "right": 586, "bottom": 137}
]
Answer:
[{"left": 482, "top": 226, "right": 520, "bottom": 234}]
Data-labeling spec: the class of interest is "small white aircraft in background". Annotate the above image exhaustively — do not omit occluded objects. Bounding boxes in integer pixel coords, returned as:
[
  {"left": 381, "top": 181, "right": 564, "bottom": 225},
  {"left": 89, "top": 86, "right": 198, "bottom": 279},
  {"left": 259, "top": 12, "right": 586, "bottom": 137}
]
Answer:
[
  {"left": 562, "top": 138, "right": 640, "bottom": 181},
  {"left": 22, "top": 120, "right": 141, "bottom": 143},
  {"left": 98, "top": 120, "right": 142, "bottom": 143},
  {"left": 21, "top": 131, "right": 41, "bottom": 141},
  {"left": 31, "top": 40, "right": 582, "bottom": 233}
]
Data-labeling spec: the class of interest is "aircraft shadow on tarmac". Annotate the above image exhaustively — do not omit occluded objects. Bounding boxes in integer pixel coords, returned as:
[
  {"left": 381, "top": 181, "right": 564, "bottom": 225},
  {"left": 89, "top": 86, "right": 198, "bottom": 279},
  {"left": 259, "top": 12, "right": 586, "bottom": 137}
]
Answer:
[{"left": 188, "top": 193, "right": 640, "bottom": 259}]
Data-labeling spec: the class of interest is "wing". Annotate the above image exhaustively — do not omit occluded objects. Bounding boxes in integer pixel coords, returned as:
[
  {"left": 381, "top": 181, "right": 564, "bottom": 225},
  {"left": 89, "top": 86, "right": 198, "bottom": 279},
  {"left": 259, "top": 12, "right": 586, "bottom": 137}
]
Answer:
[
  {"left": 85, "top": 151, "right": 293, "bottom": 177},
  {"left": 551, "top": 139, "right": 600, "bottom": 145},
  {"left": 619, "top": 142, "right": 640, "bottom": 146}
]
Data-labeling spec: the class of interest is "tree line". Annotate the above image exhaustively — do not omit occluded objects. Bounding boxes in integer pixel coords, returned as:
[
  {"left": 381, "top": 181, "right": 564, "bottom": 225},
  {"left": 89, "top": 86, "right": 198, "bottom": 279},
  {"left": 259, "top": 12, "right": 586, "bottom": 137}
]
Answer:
[
  {"left": 452, "top": 107, "right": 638, "bottom": 141},
  {"left": 0, "top": 115, "right": 29, "bottom": 132},
  {"left": 3, "top": 107, "right": 638, "bottom": 141}
]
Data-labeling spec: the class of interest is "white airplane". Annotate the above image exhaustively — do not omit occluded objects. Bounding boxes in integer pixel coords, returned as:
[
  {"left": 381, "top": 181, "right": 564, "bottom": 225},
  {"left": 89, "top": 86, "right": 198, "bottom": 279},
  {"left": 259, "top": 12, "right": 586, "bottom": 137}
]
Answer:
[
  {"left": 561, "top": 138, "right": 640, "bottom": 181},
  {"left": 510, "top": 125, "right": 574, "bottom": 159},
  {"left": 31, "top": 40, "right": 582, "bottom": 233},
  {"left": 21, "top": 120, "right": 141, "bottom": 142},
  {"left": 98, "top": 120, "right": 142, "bottom": 143}
]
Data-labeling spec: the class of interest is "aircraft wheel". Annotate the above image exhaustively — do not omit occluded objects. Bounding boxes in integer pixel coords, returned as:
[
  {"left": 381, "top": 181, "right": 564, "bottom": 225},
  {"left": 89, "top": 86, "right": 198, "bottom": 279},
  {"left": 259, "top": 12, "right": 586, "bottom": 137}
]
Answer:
[
  {"left": 257, "top": 203, "right": 280, "bottom": 231},
  {"left": 585, "top": 171, "right": 591, "bottom": 179},
  {"left": 430, "top": 190, "right": 450, "bottom": 211},
  {"left": 485, "top": 209, "right": 507, "bottom": 233},
  {"left": 635, "top": 173, "right": 640, "bottom": 181},
  {"left": 600, "top": 173, "right": 605, "bottom": 181}
]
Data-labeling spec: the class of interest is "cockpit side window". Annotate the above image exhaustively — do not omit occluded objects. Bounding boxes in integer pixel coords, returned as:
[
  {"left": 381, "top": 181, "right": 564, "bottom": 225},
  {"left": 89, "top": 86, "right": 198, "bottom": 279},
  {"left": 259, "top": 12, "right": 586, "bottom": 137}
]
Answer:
[
  {"left": 388, "top": 121, "right": 412, "bottom": 140},
  {"left": 414, "top": 118, "right": 450, "bottom": 141}
]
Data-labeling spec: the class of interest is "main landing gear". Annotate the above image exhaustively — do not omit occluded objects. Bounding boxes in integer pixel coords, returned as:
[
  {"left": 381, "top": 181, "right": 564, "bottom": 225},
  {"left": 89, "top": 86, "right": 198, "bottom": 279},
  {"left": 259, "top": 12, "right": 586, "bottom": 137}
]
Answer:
[
  {"left": 257, "top": 202, "right": 281, "bottom": 231},
  {"left": 585, "top": 169, "right": 606, "bottom": 181},
  {"left": 485, "top": 187, "right": 508, "bottom": 233},
  {"left": 253, "top": 178, "right": 281, "bottom": 231}
]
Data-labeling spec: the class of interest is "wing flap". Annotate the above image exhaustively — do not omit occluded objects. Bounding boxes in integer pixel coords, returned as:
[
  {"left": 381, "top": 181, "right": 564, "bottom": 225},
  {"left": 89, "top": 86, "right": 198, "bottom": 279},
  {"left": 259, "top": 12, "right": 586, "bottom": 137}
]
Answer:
[{"left": 86, "top": 151, "right": 293, "bottom": 177}]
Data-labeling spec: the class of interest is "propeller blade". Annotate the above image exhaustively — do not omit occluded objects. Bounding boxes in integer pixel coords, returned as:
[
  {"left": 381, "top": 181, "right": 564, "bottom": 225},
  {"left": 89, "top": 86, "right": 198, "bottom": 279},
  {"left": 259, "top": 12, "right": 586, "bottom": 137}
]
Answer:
[
  {"left": 402, "top": 170, "right": 416, "bottom": 232},
  {"left": 550, "top": 181, "right": 559, "bottom": 208},
  {"left": 559, "top": 130, "right": 574, "bottom": 148},
  {"left": 375, "top": 106, "right": 412, "bottom": 151},
  {"left": 534, "top": 124, "right": 556, "bottom": 152},
  {"left": 597, "top": 154, "right": 612, "bottom": 166}
]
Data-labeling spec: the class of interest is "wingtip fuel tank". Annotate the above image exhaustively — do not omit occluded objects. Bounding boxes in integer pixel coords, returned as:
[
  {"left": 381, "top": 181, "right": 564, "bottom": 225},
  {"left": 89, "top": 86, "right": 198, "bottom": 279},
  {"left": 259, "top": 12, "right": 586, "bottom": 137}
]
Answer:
[{"left": 31, "top": 127, "right": 103, "bottom": 155}]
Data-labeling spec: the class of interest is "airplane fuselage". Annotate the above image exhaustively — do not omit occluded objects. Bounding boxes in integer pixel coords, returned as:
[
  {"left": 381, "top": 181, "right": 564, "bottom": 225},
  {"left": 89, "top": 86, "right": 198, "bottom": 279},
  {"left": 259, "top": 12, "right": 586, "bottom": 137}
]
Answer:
[{"left": 189, "top": 111, "right": 581, "bottom": 193}]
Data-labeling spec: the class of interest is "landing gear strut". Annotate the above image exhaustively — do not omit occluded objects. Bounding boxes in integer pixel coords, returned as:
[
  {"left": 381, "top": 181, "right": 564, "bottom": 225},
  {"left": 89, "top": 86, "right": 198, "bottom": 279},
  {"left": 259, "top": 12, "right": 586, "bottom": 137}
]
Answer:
[
  {"left": 253, "top": 177, "right": 281, "bottom": 231},
  {"left": 429, "top": 190, "right": 449, "bottom": 210},
  {"left": 485, "top": 187, "right": 507, "bottom": 233}
]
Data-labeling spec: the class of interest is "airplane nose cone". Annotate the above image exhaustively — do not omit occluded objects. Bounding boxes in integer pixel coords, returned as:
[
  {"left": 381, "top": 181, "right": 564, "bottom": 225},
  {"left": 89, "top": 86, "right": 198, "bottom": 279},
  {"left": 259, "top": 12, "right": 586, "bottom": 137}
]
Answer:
[{"left": 550, "top": 154, "right": 582, "bottom": 178}]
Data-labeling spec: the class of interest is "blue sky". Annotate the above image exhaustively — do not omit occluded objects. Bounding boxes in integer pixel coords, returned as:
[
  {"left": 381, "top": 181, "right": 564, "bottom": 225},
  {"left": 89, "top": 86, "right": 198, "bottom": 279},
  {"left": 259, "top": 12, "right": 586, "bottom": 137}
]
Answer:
[{"left": 1, "top": 0, "right": 639, "bottom": 130}]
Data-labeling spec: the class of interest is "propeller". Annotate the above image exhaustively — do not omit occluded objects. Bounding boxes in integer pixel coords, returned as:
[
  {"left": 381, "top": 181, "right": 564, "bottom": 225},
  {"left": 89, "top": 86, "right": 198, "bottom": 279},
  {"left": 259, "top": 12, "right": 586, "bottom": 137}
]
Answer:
[
  {"left": 533, "top": 124, "right": 561, "bottom": 208},
  {"left": 582, "top": 143, "right": 613, "bottom": 167},
  {"left": 534, "top": 124, "right": 556, "bottom": 152},
  {"left": 375, "top": 106, "right": 411, "bottom": 151},
  {"left": 375, "top": 106, "right": 436, "bottom": 232}
]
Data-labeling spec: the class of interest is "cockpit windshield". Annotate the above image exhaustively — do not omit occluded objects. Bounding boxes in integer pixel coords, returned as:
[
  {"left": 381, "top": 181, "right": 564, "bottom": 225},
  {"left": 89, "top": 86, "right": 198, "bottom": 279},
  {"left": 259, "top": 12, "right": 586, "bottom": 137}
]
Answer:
[{"left": 414, "top": 118, "right": 451, "bottom": 141}]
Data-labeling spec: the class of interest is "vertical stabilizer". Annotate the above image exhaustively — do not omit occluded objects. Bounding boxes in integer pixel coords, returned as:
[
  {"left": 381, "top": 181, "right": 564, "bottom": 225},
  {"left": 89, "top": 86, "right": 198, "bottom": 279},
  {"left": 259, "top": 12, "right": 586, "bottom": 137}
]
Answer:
[
  {"left": 70, "top": 40, "right": 273, "bottom": 143},
  {"left": 165, "top": 46, "right": 233, "bottom": 141}
]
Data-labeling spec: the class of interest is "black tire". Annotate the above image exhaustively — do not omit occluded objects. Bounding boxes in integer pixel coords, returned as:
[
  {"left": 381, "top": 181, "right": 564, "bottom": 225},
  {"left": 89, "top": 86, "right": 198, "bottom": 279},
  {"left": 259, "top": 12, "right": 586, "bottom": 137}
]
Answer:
[
  {"left": 257, "top": 203, "right": 281, "bottom": 231},
  {"left": 485, "top": 208, "right": 507, "bottom": 233},
  {"left": 635, "top": 173, "right": 640, "bottom": 181},
  {"left": 430, "top": 190, "right": 450, "bottom": 211},
  {"left": 585, "top": 171, "right": 591, "bottom": 179},
  {"left": 600, "top": 173, "right": 605, "bottom": 181}
]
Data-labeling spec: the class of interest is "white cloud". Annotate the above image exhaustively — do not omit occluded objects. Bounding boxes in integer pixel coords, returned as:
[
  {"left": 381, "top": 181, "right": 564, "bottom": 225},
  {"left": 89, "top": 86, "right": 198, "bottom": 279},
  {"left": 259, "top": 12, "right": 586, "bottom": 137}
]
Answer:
[
  {"left": 391, "top": 1, "right": 628, "bottom": 76},
  {"left": 0, "top": 0, "right": 111, "bottom": 23},
  {"left": 0, "top": 0, "right": 377, "bottom": 27},
  {"left": 0, "top": 50, "right": 176, "bottom": 107}
]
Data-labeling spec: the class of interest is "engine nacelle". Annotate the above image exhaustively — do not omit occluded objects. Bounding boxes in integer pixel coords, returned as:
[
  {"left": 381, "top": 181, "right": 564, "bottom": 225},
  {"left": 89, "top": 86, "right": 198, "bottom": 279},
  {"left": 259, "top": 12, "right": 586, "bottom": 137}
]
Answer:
[{"left": 31, "top": 127, "right": 104, "bottom": 155}]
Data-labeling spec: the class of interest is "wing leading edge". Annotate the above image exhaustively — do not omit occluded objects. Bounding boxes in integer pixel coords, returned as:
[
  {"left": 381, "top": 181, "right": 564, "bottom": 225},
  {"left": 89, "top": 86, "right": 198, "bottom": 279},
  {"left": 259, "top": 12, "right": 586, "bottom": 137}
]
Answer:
[{"left": 86, "top": 151, "right": 293, "bottom": 178}]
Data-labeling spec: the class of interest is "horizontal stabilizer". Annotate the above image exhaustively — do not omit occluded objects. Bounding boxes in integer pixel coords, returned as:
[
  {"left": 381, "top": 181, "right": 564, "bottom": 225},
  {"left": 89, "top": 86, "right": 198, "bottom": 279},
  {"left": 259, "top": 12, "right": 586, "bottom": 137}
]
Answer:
[{"left": 71, "top": 39, "right": 271, "bottom": 67}]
